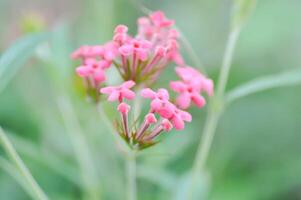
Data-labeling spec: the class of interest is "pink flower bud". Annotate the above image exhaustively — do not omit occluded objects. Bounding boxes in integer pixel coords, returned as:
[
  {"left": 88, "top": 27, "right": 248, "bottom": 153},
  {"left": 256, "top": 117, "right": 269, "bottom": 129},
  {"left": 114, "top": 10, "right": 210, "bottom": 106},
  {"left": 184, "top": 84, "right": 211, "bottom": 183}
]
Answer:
[
  {"left": 161, "top": 119, "right": 173, "bottom": 132},
  {"left": 145, "top": 113, "right": 157, "bottom": 124},
  {"left": 76, "top": 66, "right": 91, "bottom": 77},
  {"left": 114, "top": 25, "right": 128, "bottom": 34},
  {"left": 117, "top": 102, "right": 130, "bottom": 114}
]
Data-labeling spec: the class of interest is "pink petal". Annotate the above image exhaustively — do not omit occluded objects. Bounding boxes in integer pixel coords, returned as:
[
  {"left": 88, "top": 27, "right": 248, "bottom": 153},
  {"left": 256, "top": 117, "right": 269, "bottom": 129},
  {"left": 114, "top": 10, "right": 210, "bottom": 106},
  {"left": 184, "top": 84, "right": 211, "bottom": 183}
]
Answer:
[
  {"left": 150, "top": 99, "right": 162, "bottom": 111},
  {"left": 170, "top": 81, "right": 186, "bottom": 93},
  {"left": 171, "top": 115, "right": 185, "bottom": 130},
  {"left": 108, "top": 90, "right": 120, "bottom": 102},
  {"left": 176, "top": 92, "right": 191, "bottom": 109},
  {"left": 141, "top": 88, "right": 156, "bottom": 99},
  {"left": 122, "top": 80, "right": 135, "bottom": 88},
  {"left": 179, "top": 110, "right": 192, "bottom": 122},
  {"left": 157, "top": 102, "right": 174, "bottom": 119},
  {"left": 191, "top": 94, "right": 206, "bottom": 108},
  {"left": 203, "top": 79, "right": 214, "bottom": 96},
  {"left": 76, "top": 66, "right": 90, "bottom": 77},
  {"left": 121, "top": 89, "right": 136, "bottom": 100},
  {"left": 100, "top": 86, "right": 114, "bottom": 94},
  {"left": 157, "top": 89, "right": 169, "bottom": 100},
  {"left": 119, "top": 45, "right": 133, "bottom": 56},
  {"left": 94, "top": 69, "right": 106, "bottom": 82}
]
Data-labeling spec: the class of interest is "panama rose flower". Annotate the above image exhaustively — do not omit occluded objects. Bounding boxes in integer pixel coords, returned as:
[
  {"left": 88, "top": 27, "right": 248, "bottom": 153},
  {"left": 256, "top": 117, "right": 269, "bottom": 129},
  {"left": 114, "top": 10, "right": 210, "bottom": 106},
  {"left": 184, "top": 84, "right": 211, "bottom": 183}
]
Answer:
[
  {"left": 71, "top": 10, "right": 214, "bottom": 149},
  {"left": 170, "top": 66, "right": 214, "bottom": 109}
]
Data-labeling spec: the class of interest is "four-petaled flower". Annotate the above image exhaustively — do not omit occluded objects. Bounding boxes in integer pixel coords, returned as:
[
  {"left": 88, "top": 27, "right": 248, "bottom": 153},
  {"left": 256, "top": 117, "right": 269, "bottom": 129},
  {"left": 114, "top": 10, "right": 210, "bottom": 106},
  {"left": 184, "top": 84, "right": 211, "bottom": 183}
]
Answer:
[{"left": 171, "top": 66, "right": 213, "bottom": 109}]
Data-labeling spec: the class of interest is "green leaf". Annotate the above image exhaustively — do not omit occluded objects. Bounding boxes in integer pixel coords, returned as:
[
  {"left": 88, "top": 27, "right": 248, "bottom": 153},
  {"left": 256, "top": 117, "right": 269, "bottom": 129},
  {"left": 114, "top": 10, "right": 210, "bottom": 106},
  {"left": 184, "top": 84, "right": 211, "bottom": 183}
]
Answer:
[
  {"left": 0, "top": 32, "right": 49, "bottom": 93},
  {"left": 226, "top": 69, "right": 301, "bottom": 104},
  {"left": 232, "top": 0, "right": 257, "bottom": 29}
]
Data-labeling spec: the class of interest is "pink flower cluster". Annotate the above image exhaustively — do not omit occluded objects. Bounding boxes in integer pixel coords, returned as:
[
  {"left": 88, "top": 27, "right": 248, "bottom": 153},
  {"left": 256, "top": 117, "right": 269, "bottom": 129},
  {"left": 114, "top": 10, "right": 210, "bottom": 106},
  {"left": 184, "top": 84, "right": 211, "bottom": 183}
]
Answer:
[
  {"left": 71, "top": 11, "right": 214, "bottom": 149},
  {"left": 71, "top": 11, "right": 183, "bottom": 95}
]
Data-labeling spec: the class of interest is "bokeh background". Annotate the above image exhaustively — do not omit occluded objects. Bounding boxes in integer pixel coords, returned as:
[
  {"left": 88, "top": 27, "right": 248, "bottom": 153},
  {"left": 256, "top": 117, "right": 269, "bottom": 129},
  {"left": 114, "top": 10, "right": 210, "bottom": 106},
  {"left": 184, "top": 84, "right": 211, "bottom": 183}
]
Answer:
[{"left": 1, "top": 0, "right": 301, "bottom": 199}]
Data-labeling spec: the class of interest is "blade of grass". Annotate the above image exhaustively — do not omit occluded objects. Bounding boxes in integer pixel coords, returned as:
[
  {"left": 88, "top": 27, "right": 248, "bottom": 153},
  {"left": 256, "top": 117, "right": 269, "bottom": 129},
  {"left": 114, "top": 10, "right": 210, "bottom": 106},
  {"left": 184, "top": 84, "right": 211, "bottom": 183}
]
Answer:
[
  {"left": 0, "top": 127, "right": 48, "bottom": 200},
  {"left": 226, "top": 68, "right": 301, "bottom": 104},
  {"left": 0, "top": 156, "right": 35, "bottom": 199}
]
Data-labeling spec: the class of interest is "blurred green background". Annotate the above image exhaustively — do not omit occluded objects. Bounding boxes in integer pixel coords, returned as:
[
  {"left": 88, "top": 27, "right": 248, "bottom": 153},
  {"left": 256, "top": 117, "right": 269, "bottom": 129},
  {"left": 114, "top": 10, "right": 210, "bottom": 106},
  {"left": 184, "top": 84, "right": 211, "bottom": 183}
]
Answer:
[{"left": 1, "top": 0, "right": 301, "bottom": 199}]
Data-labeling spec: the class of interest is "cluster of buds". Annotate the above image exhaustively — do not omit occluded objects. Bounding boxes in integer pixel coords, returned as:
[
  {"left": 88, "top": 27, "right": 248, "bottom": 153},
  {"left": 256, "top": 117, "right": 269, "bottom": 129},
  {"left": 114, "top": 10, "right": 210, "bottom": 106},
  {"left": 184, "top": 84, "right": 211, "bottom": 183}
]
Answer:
[{"left": 71, "top": 11, "right": 213, "bottom": 150}]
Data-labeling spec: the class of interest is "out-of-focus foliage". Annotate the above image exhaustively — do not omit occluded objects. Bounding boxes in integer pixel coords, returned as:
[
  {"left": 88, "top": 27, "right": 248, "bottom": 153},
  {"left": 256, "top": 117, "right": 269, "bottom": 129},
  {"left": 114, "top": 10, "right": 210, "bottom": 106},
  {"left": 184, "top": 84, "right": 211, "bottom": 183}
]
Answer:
[{"left": 0, "top": 0, "right": 301, "bottom": 200}]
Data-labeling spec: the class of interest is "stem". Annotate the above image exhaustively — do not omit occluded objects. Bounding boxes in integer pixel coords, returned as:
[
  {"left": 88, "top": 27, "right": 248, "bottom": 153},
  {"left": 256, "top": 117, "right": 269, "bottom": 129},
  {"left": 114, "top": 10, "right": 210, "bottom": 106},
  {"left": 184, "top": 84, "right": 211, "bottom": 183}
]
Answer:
[
  {"left": 0, "top": 127, "right": 48, "bottom": 200},
  {"left": 216, "top": 27, "right": 241, "bottom": 99},
  {"left": 126, "top": 151, "right": 137, "bottom": 200},
  {"left": 188, "top": 26, "right": 241, "bottom": 199},
  {"left": 57, "top": 97, "right": 101, "bottom": 200}
]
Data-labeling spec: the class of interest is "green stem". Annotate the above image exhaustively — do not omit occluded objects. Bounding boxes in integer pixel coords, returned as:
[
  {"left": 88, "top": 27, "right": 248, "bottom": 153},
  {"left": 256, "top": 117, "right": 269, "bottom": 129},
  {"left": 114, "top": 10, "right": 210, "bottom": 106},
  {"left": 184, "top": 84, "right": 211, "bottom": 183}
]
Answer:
[
  {"left": 126, "top": 151, "right": 137, "bottom": 200},
  {"left": 216, "top": 27, "right": 241, "bottom": 99},
  {"left": 0, "top": 127, "right": 48, "bottom": 200},
  {"left": 57, "top": 97, "right": 101, "bottom": 200},
  {"left": 188, "top": 26, "right": 241, "bottom": 199}
]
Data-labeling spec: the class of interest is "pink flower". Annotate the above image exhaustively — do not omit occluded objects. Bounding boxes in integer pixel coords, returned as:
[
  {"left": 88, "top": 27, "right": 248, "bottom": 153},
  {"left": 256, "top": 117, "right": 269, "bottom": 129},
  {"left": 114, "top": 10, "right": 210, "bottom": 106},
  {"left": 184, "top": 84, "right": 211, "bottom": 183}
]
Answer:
[
  {"left": 119, "top": 39, "right": 151, "bottom": 61},
  {"left": 75, "top": 58, "right": 108, "bottom": 83},
  {"left": 141, "top": 88, "right": 174, "bottom": 118},
  {"left": 149, "top": 11, "right": 174, "bottom": 28},
  {"left": 71, "top": 45, "right": 100, "bottom": 59},
  {"left": 169, "top": 108, "right": 192, "bottom": 130},
  {"left": 100, "top": 81, "right": 136, "bottom": 102},
  {"left": 170, "top": 81, "right": 206, "bottom": 109},
  {"left": 175, "top": 66, "right": 214, "bottom": 95},
  {"left": 170, "top": 66, "right": 214, "bottom": 109}
]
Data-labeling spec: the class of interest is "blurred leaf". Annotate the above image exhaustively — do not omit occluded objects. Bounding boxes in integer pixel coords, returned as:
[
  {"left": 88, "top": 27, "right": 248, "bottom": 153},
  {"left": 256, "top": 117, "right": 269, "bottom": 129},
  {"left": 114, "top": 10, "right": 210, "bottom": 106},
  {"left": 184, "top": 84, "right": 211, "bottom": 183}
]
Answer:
[
  {"left": 50, "top": 24, "right": 72, "bottom": 79},
  {"left": 232, "top": 0, "right": 257, "bottom": 29},
  {"left": 226, "top": 68, "right": 301, "bottom": 104},
  {"left": 0, "top": 33, "right": 49, "bottom": 93}
]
